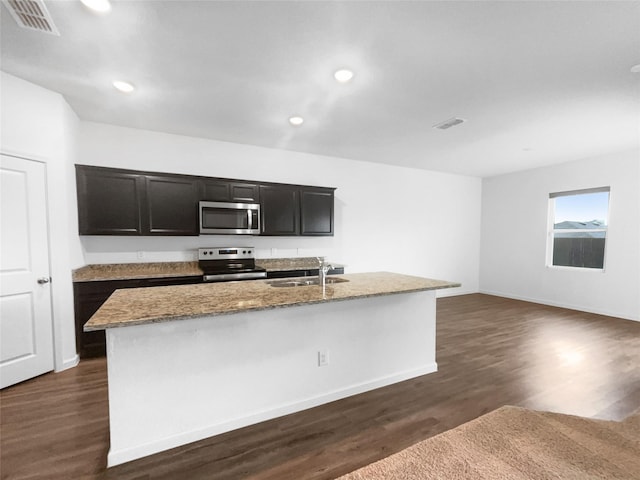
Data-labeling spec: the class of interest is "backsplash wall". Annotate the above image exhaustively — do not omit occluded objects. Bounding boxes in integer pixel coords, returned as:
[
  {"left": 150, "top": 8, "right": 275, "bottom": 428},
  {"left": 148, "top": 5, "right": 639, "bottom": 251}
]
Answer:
[{"left": 80, "top": 235, "right": 339, "bottom": 265}]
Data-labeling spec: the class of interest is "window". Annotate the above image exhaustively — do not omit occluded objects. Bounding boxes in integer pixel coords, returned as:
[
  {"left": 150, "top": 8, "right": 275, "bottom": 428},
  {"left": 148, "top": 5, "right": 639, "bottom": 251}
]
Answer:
[{"left": 548, "top": 187, "right": 610, "bottom": 269}]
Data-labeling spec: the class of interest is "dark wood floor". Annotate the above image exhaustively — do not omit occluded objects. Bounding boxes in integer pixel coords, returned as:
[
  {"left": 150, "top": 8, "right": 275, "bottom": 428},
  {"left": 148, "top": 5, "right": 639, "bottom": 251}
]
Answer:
[{"left": 2, "top": 294, "right": 639, "bottom": 480}]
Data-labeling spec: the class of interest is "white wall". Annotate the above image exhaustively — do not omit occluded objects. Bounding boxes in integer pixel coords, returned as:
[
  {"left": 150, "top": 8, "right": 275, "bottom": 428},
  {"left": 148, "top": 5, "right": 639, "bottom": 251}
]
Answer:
[
  {"left": 76, "top": 121, "right": 481, "bottom": 296},
  {"left": 0, "top": 72, "right": 80, "bottom": 370},
  {"left": 480, "top": 149, "right": 640, "bottom": 321}
]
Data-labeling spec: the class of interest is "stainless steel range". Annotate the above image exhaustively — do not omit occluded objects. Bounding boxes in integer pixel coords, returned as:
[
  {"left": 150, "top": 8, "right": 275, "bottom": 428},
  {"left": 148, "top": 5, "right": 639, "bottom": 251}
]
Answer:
[{"left": 198, "top": 247, "right": 267, "bottom": 282}]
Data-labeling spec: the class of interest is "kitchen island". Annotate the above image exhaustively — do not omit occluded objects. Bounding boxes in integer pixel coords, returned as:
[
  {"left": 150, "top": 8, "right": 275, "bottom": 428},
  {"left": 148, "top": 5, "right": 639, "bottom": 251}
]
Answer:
[
  {"left": 85, "top": 272, "right": 459, "bottom": 467},
  {"left": 72, "top": 257, "right": 345, "bottom": 358}
]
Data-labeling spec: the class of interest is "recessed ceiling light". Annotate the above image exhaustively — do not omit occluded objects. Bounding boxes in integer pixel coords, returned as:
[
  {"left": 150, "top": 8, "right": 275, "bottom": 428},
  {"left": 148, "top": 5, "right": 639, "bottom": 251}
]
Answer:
[
  {"left": 631, "top": 64, "right": 640, "bottom": 73},
  {"left": 334, "top": 69, "right": 354, "bottom": 83},
  {"left": 288, "top": 116, "right": 304, "bottom": 126},
  {"left": 80, "top": 0, "right": 111, "bottom": 13},
  {"left": 112, "top": 80, "right": 135, "bottom": 93}
]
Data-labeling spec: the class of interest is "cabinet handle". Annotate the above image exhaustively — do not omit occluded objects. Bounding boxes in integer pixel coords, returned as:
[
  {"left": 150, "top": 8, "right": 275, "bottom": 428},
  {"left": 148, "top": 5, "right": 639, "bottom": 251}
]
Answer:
[{"left": 37, "top": 277, "right": 51, "bottom": 284}]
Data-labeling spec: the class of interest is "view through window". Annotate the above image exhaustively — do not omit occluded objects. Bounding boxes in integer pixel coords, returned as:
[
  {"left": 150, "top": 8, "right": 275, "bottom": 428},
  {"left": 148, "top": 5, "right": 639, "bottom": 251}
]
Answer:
[{"left": 548, "top": 187, "right": 610, "bottom": 269}]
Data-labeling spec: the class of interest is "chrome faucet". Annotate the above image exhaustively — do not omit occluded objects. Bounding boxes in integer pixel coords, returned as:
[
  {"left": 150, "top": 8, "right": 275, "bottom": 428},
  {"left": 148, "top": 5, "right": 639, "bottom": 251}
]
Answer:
[{"left": 317, "top": 257, "right": 333, "bottom": 288}]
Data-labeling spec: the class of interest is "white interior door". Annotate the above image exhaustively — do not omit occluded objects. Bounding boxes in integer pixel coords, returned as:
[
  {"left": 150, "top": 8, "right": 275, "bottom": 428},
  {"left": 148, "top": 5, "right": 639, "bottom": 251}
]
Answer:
[{"left": 0, "top": 154, "right": 54, "bottom": 389}]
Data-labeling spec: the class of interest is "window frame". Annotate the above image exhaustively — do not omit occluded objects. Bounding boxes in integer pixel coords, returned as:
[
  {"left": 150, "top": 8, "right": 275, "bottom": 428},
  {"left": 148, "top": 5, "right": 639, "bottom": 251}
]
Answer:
[{"left": 546, "top": 186, "right": 611, "bottom": 272}]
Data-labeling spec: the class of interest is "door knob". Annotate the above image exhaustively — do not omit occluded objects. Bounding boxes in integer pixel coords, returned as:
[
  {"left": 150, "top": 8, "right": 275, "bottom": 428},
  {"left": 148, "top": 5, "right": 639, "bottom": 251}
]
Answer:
[{"left": 37, "top": 277, "right": 51, "bottom": 284}]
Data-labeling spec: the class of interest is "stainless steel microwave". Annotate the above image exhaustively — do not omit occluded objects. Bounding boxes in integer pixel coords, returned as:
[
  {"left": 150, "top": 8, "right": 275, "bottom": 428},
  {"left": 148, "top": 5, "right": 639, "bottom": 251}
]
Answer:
[{"left": 199, "top": 201, "right": 260, "bottom": 235}]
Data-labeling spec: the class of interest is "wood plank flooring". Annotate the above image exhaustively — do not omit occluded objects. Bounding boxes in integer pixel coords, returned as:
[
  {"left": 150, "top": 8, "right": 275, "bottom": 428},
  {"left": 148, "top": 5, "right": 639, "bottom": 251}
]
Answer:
[{"left": 2, "top": 294, "right": 639, "bottom": 480}]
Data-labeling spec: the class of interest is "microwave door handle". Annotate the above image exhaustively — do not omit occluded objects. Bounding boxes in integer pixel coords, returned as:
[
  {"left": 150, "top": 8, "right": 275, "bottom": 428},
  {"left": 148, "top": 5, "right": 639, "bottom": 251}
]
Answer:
[{"left": 247, "top": 209, "right": 252, "bottom": 230}]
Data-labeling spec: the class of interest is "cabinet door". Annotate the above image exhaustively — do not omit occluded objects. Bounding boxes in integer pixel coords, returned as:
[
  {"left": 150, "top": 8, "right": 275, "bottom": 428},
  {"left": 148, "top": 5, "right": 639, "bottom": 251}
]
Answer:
[
  {"left": 74, "top": 291, "right": 109, "bottom": 357},
  {"left": 74, "top": 276, "right": 203, "bottom": 358},
  {"left": 202, "top": 180, "right": 231, "bottom": 201},
  {"left": 260, "top": 185, "right": 299, "bottom": 235},
  {"left": 300, "top": 188, "right": 334, "bottom": 236},
  {"left": 230, "top": 183, "right": 259, "bottom": 202},
  {"left": 73, "top": 280, "right": 141, "bottom": 358},
  {"left": 145, "top": 175, "right": 200, "bottom": 235},
  {"left": 76, "top": 166, "right": 143, "bottom": 235},
  {"left": 202, "top": 180, "right": 259, "bottom": 203}
]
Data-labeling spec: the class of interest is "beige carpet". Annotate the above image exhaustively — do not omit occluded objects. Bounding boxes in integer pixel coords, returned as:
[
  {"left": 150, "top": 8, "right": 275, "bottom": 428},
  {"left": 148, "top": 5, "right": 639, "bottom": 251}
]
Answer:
[{"left": 337, "top": 406, "right": 640, "bottom": 479}]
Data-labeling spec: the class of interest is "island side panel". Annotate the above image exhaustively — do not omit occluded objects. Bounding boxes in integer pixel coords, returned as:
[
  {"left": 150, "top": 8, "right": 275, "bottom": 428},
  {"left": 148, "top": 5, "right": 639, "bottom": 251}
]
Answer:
[{"left": 105, "top": 290, "right": 437, "bottom": 466}]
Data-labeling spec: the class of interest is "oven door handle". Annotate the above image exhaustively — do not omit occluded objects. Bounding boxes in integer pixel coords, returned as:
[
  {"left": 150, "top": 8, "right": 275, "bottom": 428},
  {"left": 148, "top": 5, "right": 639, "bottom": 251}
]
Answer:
[{"left": 203, "top": 271, "right": 267, "bottom": 282}]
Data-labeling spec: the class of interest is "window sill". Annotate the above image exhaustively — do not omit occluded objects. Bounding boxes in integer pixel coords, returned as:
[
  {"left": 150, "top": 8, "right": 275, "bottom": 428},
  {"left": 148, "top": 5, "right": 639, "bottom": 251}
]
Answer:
[{"left": 546, "top": 265, "right": 606, "bottom": 273}]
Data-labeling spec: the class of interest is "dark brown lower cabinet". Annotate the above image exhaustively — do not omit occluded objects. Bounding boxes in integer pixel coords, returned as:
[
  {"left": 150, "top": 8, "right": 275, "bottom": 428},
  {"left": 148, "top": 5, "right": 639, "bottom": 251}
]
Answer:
[{"left": 74, "top": 276, "right": 202, "bottom": 358}]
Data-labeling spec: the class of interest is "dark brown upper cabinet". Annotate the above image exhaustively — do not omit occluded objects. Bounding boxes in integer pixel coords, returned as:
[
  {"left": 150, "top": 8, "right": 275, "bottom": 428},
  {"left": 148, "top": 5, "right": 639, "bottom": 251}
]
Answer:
[
  {"left": 76, "top": 165, "right": 335, "bottom": 237},
  {"left": 145, "top": 174, "right": 200, "bottom": 235},
  {"left": 300, "top": 188, "right": 334, "bottom": 236},
  {"left": 76, "top": 165, "right": 144, "bottom": 235},
  {"left": 202, "top": 179, "right": 259, "bottom": 203},
  {"left": 260, "top": 184, "right": 335, "bottom": 237},
  {"left": 260, "top": 185, "right": 300, "bottom": 235},
  {"left": 76, "top": 166, "right": 199, "bottom": 236}
]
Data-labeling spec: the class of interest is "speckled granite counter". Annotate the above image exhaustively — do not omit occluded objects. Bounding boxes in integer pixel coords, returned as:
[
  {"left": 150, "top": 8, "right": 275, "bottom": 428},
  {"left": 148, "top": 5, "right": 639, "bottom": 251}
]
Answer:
[
  {"left": 255, "top": 257, "right": 344, "bottom": 272},
  {"left": 85, "top": 272, "right": 459, "bottom": 331},
  {"left": 72, "top": 262, "right": 203, "bottom": 282},
  {"left": 72, "top": 257, "right": 344, "bottom": 282}
]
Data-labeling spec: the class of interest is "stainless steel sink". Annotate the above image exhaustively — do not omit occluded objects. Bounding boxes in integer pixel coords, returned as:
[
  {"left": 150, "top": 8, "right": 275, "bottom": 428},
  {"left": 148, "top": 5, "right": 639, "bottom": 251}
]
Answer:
[{"left": 267, "top": 277, "right": 349, "bottom": 288}]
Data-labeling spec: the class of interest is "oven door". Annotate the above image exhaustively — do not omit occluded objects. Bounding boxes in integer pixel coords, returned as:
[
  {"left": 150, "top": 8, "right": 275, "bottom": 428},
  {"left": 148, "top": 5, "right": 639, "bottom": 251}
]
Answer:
[{"left": 199, "top": 201, "right": 260, "bottom": 235}]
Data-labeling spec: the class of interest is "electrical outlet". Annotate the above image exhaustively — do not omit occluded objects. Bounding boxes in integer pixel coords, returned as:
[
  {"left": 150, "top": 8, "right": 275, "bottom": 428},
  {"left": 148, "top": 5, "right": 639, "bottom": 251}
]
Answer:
[
  {"left": 318, "top": 350, "right": 329, "bottom": 367},
  {"left": 137, "top": 251, "right": 145, "bottom": 260}
]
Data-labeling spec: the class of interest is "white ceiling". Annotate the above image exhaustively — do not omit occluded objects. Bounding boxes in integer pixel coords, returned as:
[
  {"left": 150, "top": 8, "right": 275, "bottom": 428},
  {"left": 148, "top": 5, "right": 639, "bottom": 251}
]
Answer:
[{"left": 1, "top": 1, "right": 638, "bottom": 177}]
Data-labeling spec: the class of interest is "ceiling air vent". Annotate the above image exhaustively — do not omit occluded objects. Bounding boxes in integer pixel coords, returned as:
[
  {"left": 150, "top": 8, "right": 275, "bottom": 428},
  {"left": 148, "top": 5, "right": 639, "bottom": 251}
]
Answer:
[
  {"left": 2, "top": 0, "right": 60, "bottom": 35},
  {"left": 433, "top": 117, "right": 466, "bottom": 130}
]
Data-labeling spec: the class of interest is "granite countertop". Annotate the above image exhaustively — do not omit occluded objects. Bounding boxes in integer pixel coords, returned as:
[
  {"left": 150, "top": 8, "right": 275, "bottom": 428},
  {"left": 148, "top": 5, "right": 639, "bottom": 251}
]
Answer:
[
  {"left": 255, "top": 257, "right": 344, "bottom": 272},
  {"left": 72, "top": 262, "right": 203, "bottom": 282},
  {"left": 84, "top": 272, "right": 460, "bottom": 331},
  {"left": 72, "top": 258, "right": 343, "bottom": 282}
]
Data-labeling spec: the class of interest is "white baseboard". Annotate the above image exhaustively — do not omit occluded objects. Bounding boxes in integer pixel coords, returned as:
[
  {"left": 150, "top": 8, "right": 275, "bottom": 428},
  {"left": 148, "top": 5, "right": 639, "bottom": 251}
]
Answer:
[
  {"left": 107, "top": 362, "right": 438, "bottom": 467},
  {"left": 437, "top": 287, "right": 477, "bottom": 298},
  {"left": 479, "top": 289, "right": 639, "bottom": 322}
]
